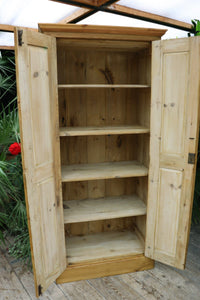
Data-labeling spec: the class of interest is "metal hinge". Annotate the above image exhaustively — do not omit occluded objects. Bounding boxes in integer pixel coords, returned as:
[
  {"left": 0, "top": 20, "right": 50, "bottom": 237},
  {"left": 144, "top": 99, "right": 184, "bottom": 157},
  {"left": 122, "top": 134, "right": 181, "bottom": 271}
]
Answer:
[
  {"left": 188, "top": 153, "right": 196, "bottom": 164},
  {"left": 38, "top": 284, "right": 42, "bottom": 296},
  {"left": 18, "top": 30, "right": 23, "bottom": 46}
]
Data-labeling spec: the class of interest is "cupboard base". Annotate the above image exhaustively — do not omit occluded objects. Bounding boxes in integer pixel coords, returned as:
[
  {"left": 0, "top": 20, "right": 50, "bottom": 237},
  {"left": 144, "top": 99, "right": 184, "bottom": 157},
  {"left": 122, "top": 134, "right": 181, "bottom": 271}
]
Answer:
[{"left": 56, "top": 254, "right": 154, "bottom": 284}]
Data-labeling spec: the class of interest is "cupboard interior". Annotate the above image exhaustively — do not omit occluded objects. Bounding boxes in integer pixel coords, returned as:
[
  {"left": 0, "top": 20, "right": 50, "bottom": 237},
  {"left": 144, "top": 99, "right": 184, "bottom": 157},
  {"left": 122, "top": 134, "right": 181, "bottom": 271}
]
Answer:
[{"left": 57, "top": 39, "right": 151, "bottom": 265}]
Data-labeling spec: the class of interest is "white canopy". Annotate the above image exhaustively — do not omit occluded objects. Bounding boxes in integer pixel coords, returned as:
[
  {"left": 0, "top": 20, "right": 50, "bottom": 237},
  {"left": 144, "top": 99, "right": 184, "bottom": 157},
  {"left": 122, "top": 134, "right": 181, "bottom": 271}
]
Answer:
[{"left": 0, "top": 0, "right": 200, "bottom": 46}]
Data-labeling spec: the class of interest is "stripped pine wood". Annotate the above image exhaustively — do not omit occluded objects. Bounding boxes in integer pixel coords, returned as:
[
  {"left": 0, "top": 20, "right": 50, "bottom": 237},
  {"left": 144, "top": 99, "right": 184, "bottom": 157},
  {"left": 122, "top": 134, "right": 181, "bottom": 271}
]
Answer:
[
  {"left": 63, "top": 194, "right": 146, "bottom": 223},
  {"left": 57, "top": 254, "right": 154, "bottom": 284},
  {"left": 14, "top": 28, "right": 66, "bottom": 297},
  {"left": 0, "top": 227, "right": 199, "bottom": 299},
  {"left": 57, "top": 38, "right": 150, "bottom": 51},
  {"left": 61, "top": 160, "right": 148, "bottom": 182},
  {"left": 58, "top": 84, "right": 150, "bottom": 88},
  {"left": 66, "top": 231, "right": 144, "bottom": 264},
  {"left": 39, "top": 23, "right": 166, "bottom": 39},
  {"left": 145, "top": 36, "right": 200, "bottom": 269},
  {"left": 59, "top": 125, "right": 150, "bottom": 136},
  {"left": 14, "top": 23, "right": 200, "bottom": 296}
]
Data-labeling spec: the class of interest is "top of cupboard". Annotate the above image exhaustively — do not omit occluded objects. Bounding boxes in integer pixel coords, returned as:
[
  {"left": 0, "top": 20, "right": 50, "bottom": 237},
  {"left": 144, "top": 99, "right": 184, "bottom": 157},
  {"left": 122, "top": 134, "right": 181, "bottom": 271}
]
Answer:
[{"left": 38, "top": 23, "right": 167, "bottom": 41}]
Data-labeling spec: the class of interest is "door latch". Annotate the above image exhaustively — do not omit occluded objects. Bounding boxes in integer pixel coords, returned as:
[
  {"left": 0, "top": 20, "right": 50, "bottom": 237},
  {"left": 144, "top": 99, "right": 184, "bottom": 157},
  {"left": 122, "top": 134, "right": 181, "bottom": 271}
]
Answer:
[
  {"left": 18, "top": 30, "right": 23, "bottom": 46},
  {"left": 38, "top": 284, "right": 42, "bottom": 296},
  {"left": 188, "top": 153, "right": 195, "bottom": 164}
]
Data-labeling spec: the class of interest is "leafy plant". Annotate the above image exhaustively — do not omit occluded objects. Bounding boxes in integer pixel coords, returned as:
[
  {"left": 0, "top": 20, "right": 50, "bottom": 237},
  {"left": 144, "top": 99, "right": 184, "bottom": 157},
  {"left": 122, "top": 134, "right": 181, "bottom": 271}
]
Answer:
[
  {"left": 188, "top": 19, "right": 200, "bottom": 36},
  {"left": 0, "top": 50, "right": 16, "bottom": 111},
  {"left": 0, "top": 50, "right": 31, "bottom": 264}
]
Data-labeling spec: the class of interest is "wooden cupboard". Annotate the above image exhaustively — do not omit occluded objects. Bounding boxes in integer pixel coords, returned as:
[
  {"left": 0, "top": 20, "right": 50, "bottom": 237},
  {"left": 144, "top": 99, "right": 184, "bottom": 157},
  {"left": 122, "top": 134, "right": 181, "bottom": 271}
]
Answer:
[{"left": 14, "top": 24, "right": 200, "bottom": 297}]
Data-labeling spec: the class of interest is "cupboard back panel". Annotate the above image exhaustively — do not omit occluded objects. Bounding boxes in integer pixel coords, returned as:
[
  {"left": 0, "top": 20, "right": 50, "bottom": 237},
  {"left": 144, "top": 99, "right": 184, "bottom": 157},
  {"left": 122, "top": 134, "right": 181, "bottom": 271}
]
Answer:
[
  {"left": 60, "top": 135, "right": 138, "bottom": 165},
  {"left": 62, "top": 178, "right": 137, "bottom": 201},
  {"left": 56, "top": 45, "right": 151, "bottom": 85},
  {"left": 60, "top": 134, "right": 149, "bottom": 167},
  {"left": 58, "top": 89, "right": 151, "bottom": 128},
  {"left": 65, "top": 217, "right": 136, "bottom": 237}
]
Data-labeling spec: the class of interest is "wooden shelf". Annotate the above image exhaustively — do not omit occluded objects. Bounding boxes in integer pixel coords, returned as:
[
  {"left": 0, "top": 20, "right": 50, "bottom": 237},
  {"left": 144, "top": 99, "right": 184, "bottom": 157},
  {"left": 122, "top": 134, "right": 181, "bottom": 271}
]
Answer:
[
  {"left": 63, "top": 195, "right": 146, "bottom": 224},
  {"left": 61, "top": 160, "right": 148, "bottom": 182},
  {"left": 60, "top": 125, "right": 150, "bottom": 137},
  {"left": 58, "top": 84, "right": 150, "bottom": 89},
  {"left": 66, "top": 231, "right": 144, "bottom": 264}
]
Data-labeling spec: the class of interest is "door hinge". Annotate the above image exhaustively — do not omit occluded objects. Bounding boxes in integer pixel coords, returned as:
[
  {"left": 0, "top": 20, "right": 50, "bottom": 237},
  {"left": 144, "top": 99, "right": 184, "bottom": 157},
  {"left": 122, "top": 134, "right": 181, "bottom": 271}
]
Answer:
[
  {"left": 18, "top": 30, "right": 24, "bottom": 46},
  {"left": 188, "top": 153, "right": 196, "bottom": 164},
  {"left": 38, "top": 284, "right": 42, "bottom": 296}
]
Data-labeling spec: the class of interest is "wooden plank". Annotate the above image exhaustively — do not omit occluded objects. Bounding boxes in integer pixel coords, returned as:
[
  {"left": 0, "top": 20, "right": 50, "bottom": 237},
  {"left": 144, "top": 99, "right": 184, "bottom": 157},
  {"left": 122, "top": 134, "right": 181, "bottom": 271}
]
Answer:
[
  {"left": 59, "top": 281, "right": 105, "bottom": 300},
  {"left": 58, "top": 8, "right": 92, "bottom": 24},
  {"left": 148, "top": 262, "right": 200, "bottom": 300},
  {"left": 59, "top": 125, "right": 150, "bottom": 136},
  {"left": 0, "top": 240, "right": 67, "bottom": 300},
  {"left": 50, "top": 0, "right": 98, "bottom": 8},
  {"left": 105, "top": 4, "right": 193, "bottom": 32},
  {"left": 56, "top": 1, "right": 120, "bottom": 24},
  {"left": 0, "top": 45, "right": 15, "bottom": 50},
  {"left": 38, "top": 23, "right": 166, "bottom": 39},
  {"left": 63, "top": 194, "right": 146, "bottom": 223},
  {"left": 57, "top": 254, "right": 154, "bottom": 284},
  {"left": 0, "top": 249, "right": 30, "bottom": 299},
  {"left": 58, "top": 84, "right": 150, "bottom": 88},
  {"left": 51, "top": 2, "right": 192, "bottom": 32},
  {"left": 0, "top": 24, "right": 15, "bottom": 32},
  {"left": 88, "top": 276, "right": 143, "bottom": 300},
  {"left": 98, "top": 0, "right": 119, "bottom": 5},
  {"left": 14, "top": 27, "right": 66, "bottom": 297},
  {"left": 66, "top": 231, "right": 144, "bottom": 264},
  {"left": 42, "top": 31, "right": 163, "bottom": 41},
  {"left": 57, "top": 38, "right": 150, "bottom": 51},
  {"left": 61, "top": 160, "right": 148, "bottom": 182},
  {"left": 145, "top": 36, "right": 200, "bottom": 269}
]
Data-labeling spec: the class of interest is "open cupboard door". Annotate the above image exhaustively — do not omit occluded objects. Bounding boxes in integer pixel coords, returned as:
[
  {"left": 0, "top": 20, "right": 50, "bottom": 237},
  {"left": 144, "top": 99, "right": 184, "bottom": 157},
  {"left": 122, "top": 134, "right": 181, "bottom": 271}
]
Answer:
[
  {"left": 14, "top": 28, "right": 66, "bottom": 296},
  {"left": 145, "top": 36, "right": 200, "bottom": 269}
]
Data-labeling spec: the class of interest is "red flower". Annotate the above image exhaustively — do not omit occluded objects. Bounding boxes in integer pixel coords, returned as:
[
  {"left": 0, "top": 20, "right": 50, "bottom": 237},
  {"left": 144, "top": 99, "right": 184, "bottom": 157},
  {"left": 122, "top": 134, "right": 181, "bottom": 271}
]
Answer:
[{"left": 9, "top": 142, "right": 21, "bottom": 155}]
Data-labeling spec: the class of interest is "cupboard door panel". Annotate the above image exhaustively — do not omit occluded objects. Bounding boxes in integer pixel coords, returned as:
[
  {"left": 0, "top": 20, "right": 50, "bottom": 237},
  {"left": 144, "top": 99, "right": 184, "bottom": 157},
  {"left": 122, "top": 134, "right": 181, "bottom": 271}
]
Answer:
[
  {"left": 146, "top": 37, "right": 200, "bottom": 269},
  {"left": 15, "top": 28, "right": 66, "bottom": 297}
]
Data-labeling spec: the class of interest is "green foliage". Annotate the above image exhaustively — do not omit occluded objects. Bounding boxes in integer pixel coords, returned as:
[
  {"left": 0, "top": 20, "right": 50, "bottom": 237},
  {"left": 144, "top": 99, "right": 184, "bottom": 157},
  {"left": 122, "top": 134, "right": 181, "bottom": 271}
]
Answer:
[
  {"left": 0, "top": 112, "right": 31, "bottom": 264},
  {"left": 0, "top": 50, "right": 16, "bottom": 110},
  {"left": 188, "top": 19, "right": 200, "bottom": 36},
  {"left": 0, "top": 50, "right": 31, "bottom": 265}
]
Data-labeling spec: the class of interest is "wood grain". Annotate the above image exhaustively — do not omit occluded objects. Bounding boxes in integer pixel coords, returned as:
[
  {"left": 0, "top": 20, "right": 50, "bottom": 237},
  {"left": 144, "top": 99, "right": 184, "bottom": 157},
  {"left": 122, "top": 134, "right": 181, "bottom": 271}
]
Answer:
[
  {"left": 63, "top": 194, "right": 146, "bottom": 223},
  {"left": 58, "top": 84, "right": 150, "bottom": 88},
  {"left": 39, "top": 23, "right": 166, "bottom": 38},
  {"left": 60, "top": 125, "right": 150, "bottom": 136},
  {"left": 57, "top": 254, "right": 154, "bottom": 284},
  {"left": 62, "top": 160, "right": 148, "bottom": 182},
  {"left": 66, "top": 231, "right": 144, "bottom": 263},
  {"left": 14, "top": 27, "right": 66, "bottom": 297},
  {"left": 145, "top": 36, "right": 200, "bottom": 269},
  {"left": 106, "top": 4, "right": 192, "bottom": 31}
]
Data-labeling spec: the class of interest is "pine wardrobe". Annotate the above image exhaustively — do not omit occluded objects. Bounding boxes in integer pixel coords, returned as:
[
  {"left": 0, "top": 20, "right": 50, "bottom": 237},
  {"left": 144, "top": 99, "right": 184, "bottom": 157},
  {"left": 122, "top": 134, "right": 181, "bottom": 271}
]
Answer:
[{"left": 14, "top": 24, "right": 200, "bottom": 297}]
